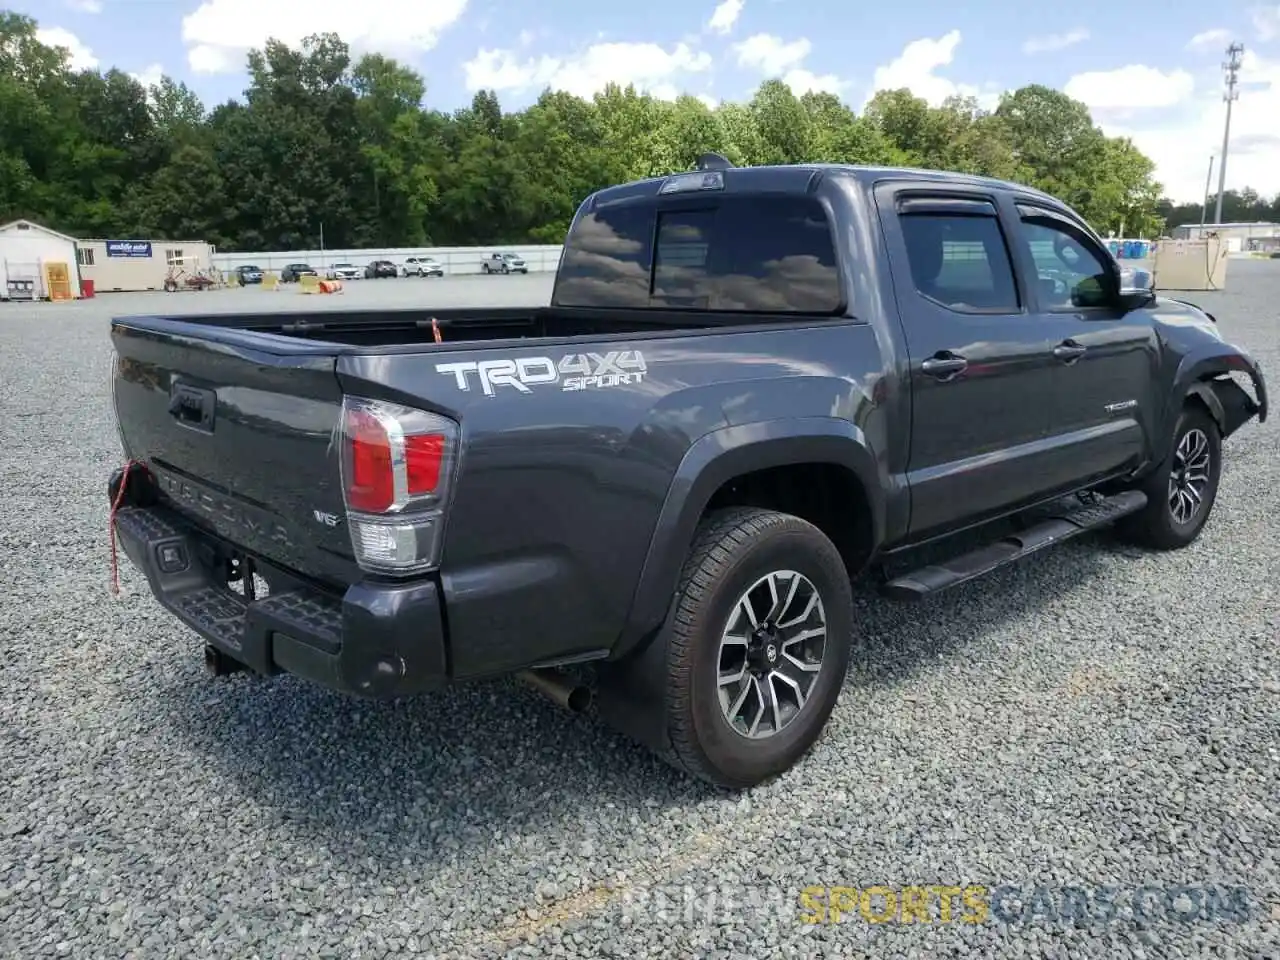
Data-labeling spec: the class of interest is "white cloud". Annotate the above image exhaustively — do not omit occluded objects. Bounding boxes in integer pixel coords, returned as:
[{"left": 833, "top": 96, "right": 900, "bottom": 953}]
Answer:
[
  {"left": 696, "top": 93, "right": 719, "bottom": 109},
  {"left": 187, "top": 44, "right": 235, "bottom": 74},
  {"left": 778, "top": 68, "right": 846, "bottom": 96},
  {"left": 1073, "top": 51, "right": 1280, "bottom": 201},
  {"left": 1187, "top": 28, "right": 1231, "bottom": 50},
  {"left": 462, "top": 42, "right": 712, "bottom": 100},
  {"left": 707, "top": 0, "right": 744, "bottom": 35},
  {"left": 130, "top": 63, "right": 165, "bottom": 90},
  {"left": 1021, "top": 28, "right": 1089, "bottom": 55},
  {"left": 866, "top": 30, "right": 994, "bottom": 108},
  {"left": 66, "top": 0, "right": 103, "bottom": 12},
  {"left": 181, "top": 0, "right": 469, "bottom": 74},
  {"left": 1064, "top": 65, "right": 1195, "bottom": 110},
  {"left": 733, "top": 33, "right": 809, "bottom": 74},
  {"left": 1253, "top": 4, "right": 1280, "bottom": 41},
  {"left": 463, "top": 49, "right": 551, "bottom": 91},
  {"left": 35, "top": 26, "right": 98, "bottom": 70},
  {"left": 731, "top": 33, "right": 847, "bottom": 95}
]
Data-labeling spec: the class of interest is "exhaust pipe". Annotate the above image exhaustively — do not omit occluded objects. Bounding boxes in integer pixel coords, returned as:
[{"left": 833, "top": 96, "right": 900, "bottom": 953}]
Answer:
[
  {"left": 204, "top": 644, "right": 248, "bottom": 677},
  {"left": 516, "top": 667, "right": 593, "bottom": 714}
]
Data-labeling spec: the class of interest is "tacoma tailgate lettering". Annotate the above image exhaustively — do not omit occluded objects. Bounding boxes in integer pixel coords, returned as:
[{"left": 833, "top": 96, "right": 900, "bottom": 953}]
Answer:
[{"left": 158, "top": 472, "right": 293, "bottom": 548}]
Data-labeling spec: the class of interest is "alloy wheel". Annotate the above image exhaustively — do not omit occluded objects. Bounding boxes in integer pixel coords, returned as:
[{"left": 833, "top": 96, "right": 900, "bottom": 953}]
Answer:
[
  {"left": 1168, "top": 427, "right": 1212, "bottom": 525},
  {"left": 717, "top": 570, "right": 827, "bottom": 740}
]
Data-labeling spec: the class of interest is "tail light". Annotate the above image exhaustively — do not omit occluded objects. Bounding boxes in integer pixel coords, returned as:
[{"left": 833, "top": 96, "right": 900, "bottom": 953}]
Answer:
[{"left": 338, "top": 396, "right": 459, "bottom": 575}]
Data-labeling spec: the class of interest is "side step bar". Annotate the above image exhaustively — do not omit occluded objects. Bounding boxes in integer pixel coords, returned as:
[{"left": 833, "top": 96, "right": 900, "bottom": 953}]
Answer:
[{"left": 882, "top": 490, "right": 1148, "bottom": 602}]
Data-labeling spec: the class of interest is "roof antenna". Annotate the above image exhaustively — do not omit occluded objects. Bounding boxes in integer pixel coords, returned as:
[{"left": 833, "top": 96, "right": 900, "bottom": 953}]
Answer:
[{"left": 695, "top": 152, "right": 734, "bottom": 171}]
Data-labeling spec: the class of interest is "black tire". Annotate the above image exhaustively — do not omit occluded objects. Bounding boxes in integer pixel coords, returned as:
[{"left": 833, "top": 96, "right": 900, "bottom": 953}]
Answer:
[
  {"left": 663, "top": 507, "right": 854, "bottom": 789},
  {"left": 1116, "top": 403, "right": 1222, "bottom": 550}
]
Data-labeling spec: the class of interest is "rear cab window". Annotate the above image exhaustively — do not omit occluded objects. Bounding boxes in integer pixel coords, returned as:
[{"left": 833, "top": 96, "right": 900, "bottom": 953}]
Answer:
[{"left": 552, "top": 177, "right": 845, "bottom": 316}]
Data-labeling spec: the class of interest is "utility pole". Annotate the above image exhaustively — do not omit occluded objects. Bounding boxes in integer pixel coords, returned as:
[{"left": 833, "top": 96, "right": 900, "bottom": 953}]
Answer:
[
  {"left": 1200, "top": 154, "right": 1214, "bottom": 235},
  {"left": 1213, "top": 42, "right": 1244, "bottom": 225}
]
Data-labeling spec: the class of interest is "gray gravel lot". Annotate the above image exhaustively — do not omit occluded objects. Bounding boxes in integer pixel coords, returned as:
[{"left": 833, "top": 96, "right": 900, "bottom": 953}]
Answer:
[{"left": 1, "top": 265, "right": 1277, "bottom": 959}]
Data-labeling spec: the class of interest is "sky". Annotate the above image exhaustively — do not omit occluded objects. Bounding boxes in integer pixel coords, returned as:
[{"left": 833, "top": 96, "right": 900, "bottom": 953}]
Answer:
[{"left": 18, "top": 0, "right": 1280, "bottom": 205}]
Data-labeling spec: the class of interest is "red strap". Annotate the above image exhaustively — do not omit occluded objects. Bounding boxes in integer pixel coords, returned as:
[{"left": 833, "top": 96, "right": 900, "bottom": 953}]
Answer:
[{"left": 108, "top": 461, "right": 143, "bottom": 595}]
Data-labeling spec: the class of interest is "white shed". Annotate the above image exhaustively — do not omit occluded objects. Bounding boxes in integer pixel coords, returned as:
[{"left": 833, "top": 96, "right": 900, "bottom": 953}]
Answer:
[{"left": 0, "top": 219, "right": 81, "bottom": 301}]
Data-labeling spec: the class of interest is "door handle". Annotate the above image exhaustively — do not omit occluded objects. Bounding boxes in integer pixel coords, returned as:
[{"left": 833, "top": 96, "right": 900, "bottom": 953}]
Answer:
[
  {"left": 920, "top": 353, "right": 968, "bottom": 379},
  {"left": 1053, "top": 340, "right": 1088, "bottom": 363}
]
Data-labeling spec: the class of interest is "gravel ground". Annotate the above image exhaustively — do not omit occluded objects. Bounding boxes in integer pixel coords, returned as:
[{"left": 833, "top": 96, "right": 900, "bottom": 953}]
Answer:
[{"left": 1, "top": 265, "right": 1277, "bottom": 959}]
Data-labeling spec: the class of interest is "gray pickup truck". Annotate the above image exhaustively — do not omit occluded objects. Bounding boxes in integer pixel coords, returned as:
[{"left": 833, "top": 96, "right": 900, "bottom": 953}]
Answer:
[{"left": 107, "top": 158, "right": 1266, "bottom": 788}]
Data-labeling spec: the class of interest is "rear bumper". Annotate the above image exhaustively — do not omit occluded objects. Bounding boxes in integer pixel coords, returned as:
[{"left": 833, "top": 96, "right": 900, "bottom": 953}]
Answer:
[{"left": 112, "top": 501, "right": 449, "bottom": 698}]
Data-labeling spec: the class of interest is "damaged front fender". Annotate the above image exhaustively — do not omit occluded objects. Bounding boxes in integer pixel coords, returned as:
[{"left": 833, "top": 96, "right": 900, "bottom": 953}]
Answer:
[
  {"left": 1200, "top": 375, "right": 1265, "bottom": 437},
  {"left": 1184, "top": 351, "right": 1268, "bottom": 441}
]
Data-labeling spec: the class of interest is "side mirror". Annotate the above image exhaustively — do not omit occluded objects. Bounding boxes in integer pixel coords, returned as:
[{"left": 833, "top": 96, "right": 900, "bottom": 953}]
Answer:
[{"left": 1117, "top": 266, "right": 1155, "bottom": 310}]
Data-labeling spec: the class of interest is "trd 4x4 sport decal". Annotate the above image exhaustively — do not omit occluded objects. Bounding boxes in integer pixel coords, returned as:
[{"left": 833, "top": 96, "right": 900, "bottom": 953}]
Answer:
[{"left": 435, "top": 351, "right": 648, "bottom": 396}]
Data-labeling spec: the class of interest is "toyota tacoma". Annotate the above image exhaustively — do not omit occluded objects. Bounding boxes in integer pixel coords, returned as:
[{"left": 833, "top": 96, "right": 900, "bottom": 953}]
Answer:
[{"left": 107, "top": 158, "right": 1267, "bottom": 789}]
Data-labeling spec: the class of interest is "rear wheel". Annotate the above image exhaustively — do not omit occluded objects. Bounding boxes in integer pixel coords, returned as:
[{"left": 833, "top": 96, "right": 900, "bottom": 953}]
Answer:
[
  {"left": 663, "top": 508, "right": 854, "bottom": 789},
  {"left": 1116, "top": 404, "right": 1222, "bottom": 550}
]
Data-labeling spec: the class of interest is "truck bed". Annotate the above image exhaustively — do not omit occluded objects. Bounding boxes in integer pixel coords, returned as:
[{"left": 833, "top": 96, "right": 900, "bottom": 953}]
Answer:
[{"left": 132, "top": 305, "right": 762, "bottom": 349}]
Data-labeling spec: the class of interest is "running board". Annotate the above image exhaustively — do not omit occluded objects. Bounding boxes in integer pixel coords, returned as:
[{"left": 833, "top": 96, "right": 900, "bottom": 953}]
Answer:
[{"left": 881, "top": 490, "right": 1148, "bottom": 601}]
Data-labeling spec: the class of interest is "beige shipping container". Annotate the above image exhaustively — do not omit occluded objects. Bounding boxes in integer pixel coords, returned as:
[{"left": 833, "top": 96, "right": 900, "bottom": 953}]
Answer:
[
  {"left": 1152, "top": 237, "right": 1230, "bottom": 291},
  {"left": 77, "top": 239, "right": 214, "bottom": 292}
]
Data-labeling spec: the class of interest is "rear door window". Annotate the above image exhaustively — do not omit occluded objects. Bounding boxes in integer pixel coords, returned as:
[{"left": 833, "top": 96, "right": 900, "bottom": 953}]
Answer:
[
  {"left": 898, "top": 211, "right": 1021, "bottom": 313},
  {"left": 554, "top": 194, "right": 843, "bottom": 314}
]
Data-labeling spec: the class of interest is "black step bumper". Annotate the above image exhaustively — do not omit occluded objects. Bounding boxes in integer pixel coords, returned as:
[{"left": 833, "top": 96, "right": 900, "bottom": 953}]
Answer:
[{"left": 112, "top": 503, "right": 449, "bottom": 697}]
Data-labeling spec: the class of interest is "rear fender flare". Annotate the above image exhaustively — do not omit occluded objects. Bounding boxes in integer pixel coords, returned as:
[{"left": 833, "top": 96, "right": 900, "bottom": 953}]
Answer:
[{"left": 615, "top": 417, "right": 884, "bottom": 658}]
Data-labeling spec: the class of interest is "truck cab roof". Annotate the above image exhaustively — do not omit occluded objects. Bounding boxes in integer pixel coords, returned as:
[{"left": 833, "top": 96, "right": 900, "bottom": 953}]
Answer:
[{"left": 586, "top": 162, "right": 1069, "bottom": 214}]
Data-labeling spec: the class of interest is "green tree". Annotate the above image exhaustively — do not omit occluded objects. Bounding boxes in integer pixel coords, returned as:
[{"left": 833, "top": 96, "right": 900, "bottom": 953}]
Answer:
[
  {"left": 749, "top": 79, "right": 811, "bottom": 165},
  {"left": 800, "top": 91, "right": 900, "bottom": 165}
]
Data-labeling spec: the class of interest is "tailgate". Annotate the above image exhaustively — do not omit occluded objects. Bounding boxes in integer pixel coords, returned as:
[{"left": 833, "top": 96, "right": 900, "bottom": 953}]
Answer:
[{"left": 110, "top": 321, "right": 357, "bottom": 586}]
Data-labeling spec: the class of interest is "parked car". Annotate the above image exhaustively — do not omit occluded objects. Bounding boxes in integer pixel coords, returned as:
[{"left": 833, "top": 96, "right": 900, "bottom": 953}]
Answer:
[
  {"left": 403, "top": 256, "right": 445, "bottom": 278},
  {"left": 480, "top": 252, "right": 527, "bottom": 274},
  {"left": 280, "top": 263, "right": 317, "bottom": 283},
  {"left": 365, "top": 260, "right": 399, "bottom": 279},
  {"left": 106, "top": 158, "right": 1267, "bottom": 790},
  {"left": 326, "top": 263, "right": 362, "bottom": 281},
  {"left": 234, "top": 265, "right": 264, "bottom": 285}
]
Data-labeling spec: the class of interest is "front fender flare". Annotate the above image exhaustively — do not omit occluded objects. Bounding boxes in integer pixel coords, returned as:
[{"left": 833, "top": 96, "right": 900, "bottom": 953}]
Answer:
[
  {"left": 1163, "top": 345, "right": 1267, "bottom": 461},
  {"left": 614, "top": 416, "right": 885, "bottom": 658}
]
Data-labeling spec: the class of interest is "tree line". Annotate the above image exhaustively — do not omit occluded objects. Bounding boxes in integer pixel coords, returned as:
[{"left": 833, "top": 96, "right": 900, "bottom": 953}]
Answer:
[{"left": 3, "top": 11, "right": 1277, "bottom": 253}]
